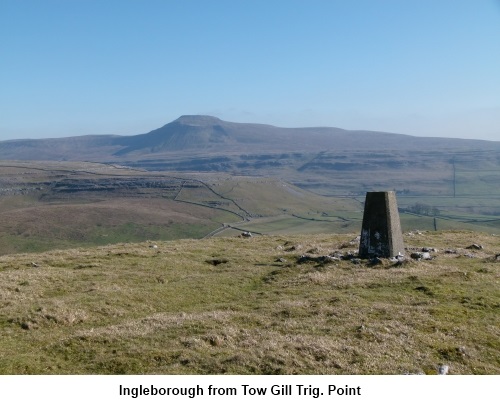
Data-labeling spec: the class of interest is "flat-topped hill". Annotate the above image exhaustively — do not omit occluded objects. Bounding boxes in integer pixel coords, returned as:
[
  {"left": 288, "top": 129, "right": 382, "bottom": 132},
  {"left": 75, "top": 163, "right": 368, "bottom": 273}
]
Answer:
[{"left": 1, "top": 115, "right": 499, "bottom": 161}]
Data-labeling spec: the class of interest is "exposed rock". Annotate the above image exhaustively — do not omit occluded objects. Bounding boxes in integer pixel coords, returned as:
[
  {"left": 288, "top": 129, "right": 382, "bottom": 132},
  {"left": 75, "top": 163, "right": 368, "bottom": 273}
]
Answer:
[
  {"left": 406, "top": 230, "right": 424, "bottom": 236},
  {"left": 275, "top": 257, "right": 287, "bottom": 263},
  {"left": 296, "top": 255, "right": 310, "bottom": 264},
  {"left": 297, "top": 255, "right": 339, "bottom": 265},
  {"left": 392, "top": 258, "right": 409, "bottom": 267},
  {"left": 320, "top": 256, "right": 339, "bottom": 264},
  {"left": 356, "top": 324, "right": 366, "bottom": 333},
  {"left": 342, "top": 251, "right": 358, "bottom": 261},
  {"left": 52, "top": 177, "right": 181, "bottom": 193},
  {"left": 390, "top": 254, "right": 406, "bottom": 264},
  {"left": 467, "top": 244, "right": 483, "bottom": 250},
  {"left": 339, "top": 236, "right": 360, "bottom": 248},
  {"left": 438, "top": 365, "right": 449, "bottom": 375},
  {"left": 329, "top": 251, "right": 345, "bottom": 260},
  {"left": 411, "top": 252, "right": 432, "bottom": 260}
]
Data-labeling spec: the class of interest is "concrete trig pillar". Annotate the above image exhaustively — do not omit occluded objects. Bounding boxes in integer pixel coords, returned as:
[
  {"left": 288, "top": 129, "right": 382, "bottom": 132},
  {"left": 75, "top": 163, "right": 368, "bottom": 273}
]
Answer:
[{"left": 359, "top": 191, "right": 405, "bottom": 258}]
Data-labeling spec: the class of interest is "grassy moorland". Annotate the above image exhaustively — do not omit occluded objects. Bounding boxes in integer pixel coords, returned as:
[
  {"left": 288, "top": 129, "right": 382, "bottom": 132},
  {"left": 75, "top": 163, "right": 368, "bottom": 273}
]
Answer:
[
  {"left": 0, "top": 162, "right": 360, "bottom": 254},
  {"left": 1, "top": 161, "right": 499, "bottom": 256},
  {"left": 0, "top": 231, "right": 498, "bottom": 374}
]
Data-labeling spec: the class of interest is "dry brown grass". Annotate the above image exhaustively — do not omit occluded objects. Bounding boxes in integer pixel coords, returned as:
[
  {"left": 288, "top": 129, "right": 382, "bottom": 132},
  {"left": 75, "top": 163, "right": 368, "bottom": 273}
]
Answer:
[{"left": 0, "top": 231, "right": 498, "bottom": 374}]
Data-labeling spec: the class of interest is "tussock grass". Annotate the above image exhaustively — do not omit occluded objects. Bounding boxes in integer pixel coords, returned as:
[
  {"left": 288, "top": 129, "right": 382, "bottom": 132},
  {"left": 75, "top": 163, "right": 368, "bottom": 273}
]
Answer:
[{"left": 0, "top": 231, "right": 498, "bottom": 374}]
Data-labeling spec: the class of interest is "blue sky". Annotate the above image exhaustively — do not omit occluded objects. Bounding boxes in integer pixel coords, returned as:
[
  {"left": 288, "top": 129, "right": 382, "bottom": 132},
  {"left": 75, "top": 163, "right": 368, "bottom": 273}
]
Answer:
[{"left": 1, "top": 0, "right": 499, "bottom": 141}]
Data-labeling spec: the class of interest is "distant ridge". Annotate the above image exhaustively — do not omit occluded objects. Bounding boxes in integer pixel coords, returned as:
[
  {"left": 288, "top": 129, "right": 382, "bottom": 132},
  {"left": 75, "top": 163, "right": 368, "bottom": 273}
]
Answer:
[{"left": 0, "top": 115, "right": 499, "bottom": 161}]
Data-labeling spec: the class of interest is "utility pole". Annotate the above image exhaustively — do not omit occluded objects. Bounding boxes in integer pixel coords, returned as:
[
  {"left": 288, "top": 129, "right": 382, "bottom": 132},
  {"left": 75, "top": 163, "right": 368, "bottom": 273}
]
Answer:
[{"left": 452, "top": 156, "right": 456, "bottom": 197}]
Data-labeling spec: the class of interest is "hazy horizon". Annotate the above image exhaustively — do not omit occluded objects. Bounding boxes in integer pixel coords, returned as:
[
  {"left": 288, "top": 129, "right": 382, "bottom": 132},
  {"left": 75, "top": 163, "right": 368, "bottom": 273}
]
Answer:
[
  {"left": 1, "top": 0, "right": 499, "bottom": 142},
  {"left": 1, "top": 113, "right": 500, "bottom": 144}
]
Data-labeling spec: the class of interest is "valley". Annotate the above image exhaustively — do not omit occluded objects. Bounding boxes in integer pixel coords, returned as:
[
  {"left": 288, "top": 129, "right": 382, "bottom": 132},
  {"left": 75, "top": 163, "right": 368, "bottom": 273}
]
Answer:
[
  {"left": 0, "top": 157, "right": 498, "bottom": 255},
  {"left": 0, "top": 117, "right": 498, "bottom": 375},
  {"left": 2, "top": 117, "right": 498, "bottom": 248}
]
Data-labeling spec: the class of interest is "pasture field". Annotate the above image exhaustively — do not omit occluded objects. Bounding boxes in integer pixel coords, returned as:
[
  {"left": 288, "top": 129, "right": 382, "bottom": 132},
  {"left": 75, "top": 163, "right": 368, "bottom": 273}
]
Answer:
[
  {"left": 0, "top": 231, "right": 498, "bottom": 374},
  {"left": 0, "top": 161, "right": 499, "bottom": 256}
]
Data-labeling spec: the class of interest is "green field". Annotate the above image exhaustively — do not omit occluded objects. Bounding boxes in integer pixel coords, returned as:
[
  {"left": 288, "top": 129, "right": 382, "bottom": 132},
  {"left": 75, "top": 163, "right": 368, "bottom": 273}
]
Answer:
[{"left": 0, "top": 161, "right": 499, "bottom": 256}]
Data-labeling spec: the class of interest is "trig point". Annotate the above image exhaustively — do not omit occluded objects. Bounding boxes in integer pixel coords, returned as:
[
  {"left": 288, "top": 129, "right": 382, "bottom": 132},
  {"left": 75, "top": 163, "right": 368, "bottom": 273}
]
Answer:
[{"left": 359, "top": 191, "right": 405, "bottom": 258}]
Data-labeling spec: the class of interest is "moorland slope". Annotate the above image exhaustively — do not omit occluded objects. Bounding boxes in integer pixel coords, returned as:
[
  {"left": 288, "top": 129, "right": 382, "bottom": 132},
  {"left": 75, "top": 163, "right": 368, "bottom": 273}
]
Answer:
[
  {"left": 1, "top": 161, "right": 498, "bottom": 255},
  {"left": 0, "top": 231, "right": 498, "bottom": 374},
  {"left": 2, "top": 116, "right": 499, "bottom": 200}
]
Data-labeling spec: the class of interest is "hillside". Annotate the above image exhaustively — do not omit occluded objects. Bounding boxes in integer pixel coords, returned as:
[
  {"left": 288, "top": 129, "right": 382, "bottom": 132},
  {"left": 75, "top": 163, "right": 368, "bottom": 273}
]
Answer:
[
  {"left": 1, "top": 115, "right": 499, "bottom": 161},
  {"left": 0, "top": 231, "right": 498, "bottom": 374},
  {"left": 1, "top": 161, "right": 499, "bottom": 255},
  {"left": 0, "top": 161, "right": 360, "bottom": 254},
  {"left": 0, "top": 133, "right": 498, "bottom": 375},
  {"left": 2, "top": 116, "right": 499, "bottom": 208}
]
